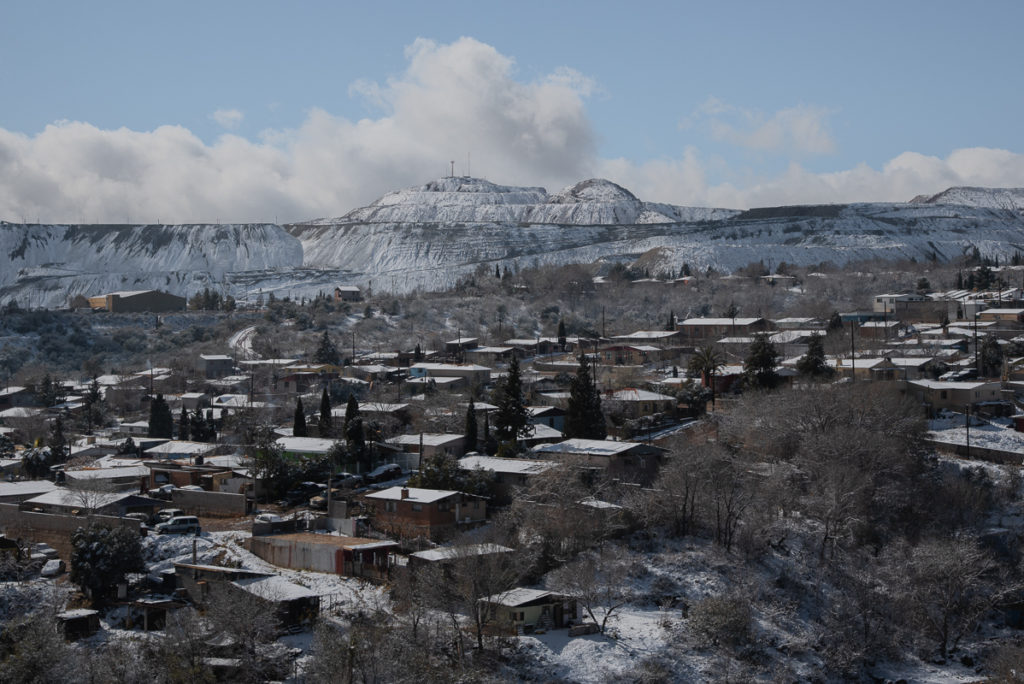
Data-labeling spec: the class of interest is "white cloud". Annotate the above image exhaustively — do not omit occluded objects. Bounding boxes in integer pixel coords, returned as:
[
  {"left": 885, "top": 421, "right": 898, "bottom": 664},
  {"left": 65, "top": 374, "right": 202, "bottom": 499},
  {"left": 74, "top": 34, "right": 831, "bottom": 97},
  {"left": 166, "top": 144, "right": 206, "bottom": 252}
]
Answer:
[
  {"left": 0, "top": 38, "right": 1023, "bottom": 224},
  {"left": 599, "top": 147, "right": 1024, "bottom": 209},
  {"left": 211, "top": 108, "right": 244, "bottom": 130},
  {"left": 692, "top": 98, "right": 837, "bottom": 156}
]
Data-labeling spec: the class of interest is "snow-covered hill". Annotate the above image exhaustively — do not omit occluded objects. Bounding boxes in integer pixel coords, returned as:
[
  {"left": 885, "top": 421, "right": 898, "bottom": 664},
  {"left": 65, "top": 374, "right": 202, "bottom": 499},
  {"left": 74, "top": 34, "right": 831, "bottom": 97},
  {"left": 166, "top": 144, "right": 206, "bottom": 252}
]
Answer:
[
  {"left": 0, "top": 222, "right": 302, "bottom": 308},
  {"left": 910, "top": 186, "right": 1024, "bottom": 211},
  {"left": 5, "top": 180, "right": 1024, "bottom": 308}
]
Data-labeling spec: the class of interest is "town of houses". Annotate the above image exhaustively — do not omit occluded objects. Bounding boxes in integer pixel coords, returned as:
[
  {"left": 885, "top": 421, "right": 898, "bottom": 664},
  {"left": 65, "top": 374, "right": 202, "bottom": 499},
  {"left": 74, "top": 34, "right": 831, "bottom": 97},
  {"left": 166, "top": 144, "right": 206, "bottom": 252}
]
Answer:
[{"left": 4, "top": 270, "right": 1024, "bottom": 680}]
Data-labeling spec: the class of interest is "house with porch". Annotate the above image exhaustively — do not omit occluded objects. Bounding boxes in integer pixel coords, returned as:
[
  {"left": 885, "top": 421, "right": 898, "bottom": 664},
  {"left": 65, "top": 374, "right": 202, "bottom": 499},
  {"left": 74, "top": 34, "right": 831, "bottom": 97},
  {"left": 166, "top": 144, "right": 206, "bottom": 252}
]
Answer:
[{"left": 480, "top": 588, "right": 578, "bottom": 635}]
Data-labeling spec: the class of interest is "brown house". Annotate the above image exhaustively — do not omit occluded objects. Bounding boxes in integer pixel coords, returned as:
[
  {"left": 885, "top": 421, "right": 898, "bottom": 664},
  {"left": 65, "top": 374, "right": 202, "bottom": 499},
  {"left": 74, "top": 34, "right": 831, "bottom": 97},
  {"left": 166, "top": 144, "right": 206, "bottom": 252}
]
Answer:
[
  {"left": 363, "top": 486, "right": 487, "bottom": 541},
  {"left": 87, "top": 290, "right": 186, "bottom": 313}
]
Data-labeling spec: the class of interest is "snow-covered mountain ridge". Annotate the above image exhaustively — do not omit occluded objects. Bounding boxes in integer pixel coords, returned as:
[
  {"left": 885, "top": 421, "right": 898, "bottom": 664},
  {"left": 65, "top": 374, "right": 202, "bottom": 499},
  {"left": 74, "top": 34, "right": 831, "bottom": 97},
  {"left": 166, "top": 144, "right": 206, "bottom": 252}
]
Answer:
[{"left": 3, "top": 180, "right": 1024, "bottom": 308}]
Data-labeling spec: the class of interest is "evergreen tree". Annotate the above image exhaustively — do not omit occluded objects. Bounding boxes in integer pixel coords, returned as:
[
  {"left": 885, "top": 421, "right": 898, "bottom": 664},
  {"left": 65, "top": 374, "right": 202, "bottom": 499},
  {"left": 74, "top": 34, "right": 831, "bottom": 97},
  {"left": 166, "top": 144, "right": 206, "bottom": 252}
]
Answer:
[
  {"left": 36, "top": 373, "right": 63, "bottom": 408},
  {"left": 557, "top": 319, "right": 567, "bottom": 350},
  {"left": 317, "top": 388, "right": 332, "bottom": 437},
  {"left": 293, "top": 398, "right": 307, "bottom": 437},
  {"left": 827, "top": 311, "right": 844, "bottom": 331},
  {"left": 178, "top": 406, "right": 190, "bottom": 441},
  {"left": 744, "top": 333, "right": 781, "bottom": 390},
  {"left": 665, "top": 310, "right": 676, "bottom": 331},
  {"left": 344, "top": 395, "right": 360, "bottom": 427},
  {"left": 980, "top": 335, "right": 1004, "bottom": 377},
  {"left": 492, "top": 356, "right": 529, "bottom": 445},
  {"left": 148, "top": 394, "right": 174, "bottom": 438},
  {"left": 976, "top": 265, "right": 995, "bottom": 290},
  {"left": 956, "top": 270, "right": 964, "bottom": 289},
  {"left": 190, "top": 409, "right": 213, "bottom": 443},
  {"left": 565, "top": 355, "right": 606, "bottom": 439},
  {"left": 495, "top": 264, "right": 501, "bottom": 279},
  {"left": 70, "top": 523, "right": 145, "bottom": 604},
  {"left": 682, "top": 262, "right": 692, "bottom": 277},
  {"left": 82, "top": 377, "right": 104, "bottom": 434},
  {"left": 413, "top": 343, "right": 423, "bottom": 362},
  {"left": 796, "top": 333, "right": 833, "bottom": 380},
  {"left": 344, "top": 394, "right": 364, "bottom": 452},
  {"left": 313, "top": 331, "right": 339, "bottom": 365},
  {"left": 464, "top": 398, "right": 478, "bottom": 453}
]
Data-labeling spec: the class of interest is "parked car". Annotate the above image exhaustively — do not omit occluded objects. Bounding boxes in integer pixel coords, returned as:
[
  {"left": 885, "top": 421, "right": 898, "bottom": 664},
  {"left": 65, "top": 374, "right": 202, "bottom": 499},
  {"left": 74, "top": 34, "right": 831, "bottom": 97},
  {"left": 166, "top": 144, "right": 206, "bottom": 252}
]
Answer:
[
  {"left": 155, "top": 516, "right": 201, "bottom": 535},
  {"left": 254, "top": 513, "right": 284, "bottom": 524},
  {"left": 148, "top": 484, "right": 174, "bottom": 500},
  {"left": 154, "top": 508, "right": 184, "bottom": 524},
  {"left": 333, "top": 472, "right": 364, "bottom": 489},
  {"left": 365, "top": 464, "right": 402, "bottom": 484}
]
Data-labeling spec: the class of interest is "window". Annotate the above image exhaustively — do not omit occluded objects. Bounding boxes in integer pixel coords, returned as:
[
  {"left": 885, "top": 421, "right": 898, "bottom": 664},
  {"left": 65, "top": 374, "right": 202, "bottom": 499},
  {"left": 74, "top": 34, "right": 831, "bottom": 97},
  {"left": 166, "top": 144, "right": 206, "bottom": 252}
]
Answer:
[
  {"left": 385, "top": 501, "right": 397, "bottom": 513},
  {"left": 940, "top": 391, "right": 947, "bottom": 400},
  {"left": 411, "top": 503, "right": 423, "bottom": 512},
  {"left": 438, "top": 501, "right": 449, "bottom": 511}
]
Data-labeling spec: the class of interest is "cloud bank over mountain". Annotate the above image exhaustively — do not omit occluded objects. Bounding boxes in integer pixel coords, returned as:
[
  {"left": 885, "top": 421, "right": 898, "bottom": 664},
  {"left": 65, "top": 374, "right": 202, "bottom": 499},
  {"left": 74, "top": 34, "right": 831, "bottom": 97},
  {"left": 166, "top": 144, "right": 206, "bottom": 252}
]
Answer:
[{"left": 2, "top": 37, "right": 1023, "bottom": 223}]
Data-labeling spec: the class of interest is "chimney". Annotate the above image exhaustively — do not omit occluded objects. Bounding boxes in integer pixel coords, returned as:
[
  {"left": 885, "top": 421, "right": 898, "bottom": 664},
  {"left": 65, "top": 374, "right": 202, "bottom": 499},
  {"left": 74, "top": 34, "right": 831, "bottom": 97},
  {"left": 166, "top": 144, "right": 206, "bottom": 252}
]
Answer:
[{"left": 400, "top": 488, "right": 410, "bottom": 500}]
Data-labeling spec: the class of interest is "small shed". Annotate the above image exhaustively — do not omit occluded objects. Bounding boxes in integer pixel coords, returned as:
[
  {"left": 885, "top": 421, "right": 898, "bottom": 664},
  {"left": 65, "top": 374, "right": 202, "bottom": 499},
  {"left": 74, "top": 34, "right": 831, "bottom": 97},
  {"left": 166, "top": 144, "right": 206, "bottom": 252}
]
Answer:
[{"left": 56, "top": 609, "right": 100, "bottom": 640}]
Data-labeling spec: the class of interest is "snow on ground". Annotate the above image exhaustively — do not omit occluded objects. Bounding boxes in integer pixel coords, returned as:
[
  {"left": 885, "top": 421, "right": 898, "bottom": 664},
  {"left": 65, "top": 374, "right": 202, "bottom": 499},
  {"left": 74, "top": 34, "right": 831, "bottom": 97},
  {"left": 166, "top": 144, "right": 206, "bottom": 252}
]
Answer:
[
  {"left": 515, "top": 608, "right": 672, "bottom": 683},
  {"left": 227, "top": 325, "right": 257, "bottom": 360},
  {"left": 928, "top": 413, "right": 1024, "bottom": 456},
  {"left": 143, "top": 531, "right": 385, "bottom": 611}
]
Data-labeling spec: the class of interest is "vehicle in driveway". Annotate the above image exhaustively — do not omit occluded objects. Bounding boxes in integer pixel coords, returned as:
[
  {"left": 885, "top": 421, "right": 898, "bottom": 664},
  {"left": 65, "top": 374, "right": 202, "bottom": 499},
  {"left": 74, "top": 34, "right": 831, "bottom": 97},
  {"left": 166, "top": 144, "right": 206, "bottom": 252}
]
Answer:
[
  {"left": 365, "top": 464, "right": 402, "bottom": 484},
  {"left": 155, "top": 516, "right": 201, "bottom": 535},
  {"left": 254, "top": 513, "right": 285, "bottom": 524},
  {"left": 154, "top": 508, "right": 184, "bottom": 524}
]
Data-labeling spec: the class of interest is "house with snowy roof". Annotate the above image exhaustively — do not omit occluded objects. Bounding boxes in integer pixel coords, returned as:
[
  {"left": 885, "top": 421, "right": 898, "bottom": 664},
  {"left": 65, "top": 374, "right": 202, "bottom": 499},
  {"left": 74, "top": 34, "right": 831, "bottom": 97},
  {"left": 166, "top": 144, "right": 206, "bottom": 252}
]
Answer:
[{"left": 362, "top": 486, "right": 487, "bottom": 541}]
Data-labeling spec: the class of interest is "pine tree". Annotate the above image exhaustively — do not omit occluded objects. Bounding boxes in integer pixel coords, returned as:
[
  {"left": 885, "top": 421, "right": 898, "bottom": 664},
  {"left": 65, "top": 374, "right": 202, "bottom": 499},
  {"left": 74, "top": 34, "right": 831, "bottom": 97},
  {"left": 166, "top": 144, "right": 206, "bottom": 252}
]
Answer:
[
  {"left": 317, "top": 388, "right": 332, "bottom": 437},
  {"left": 83, "top": 377, "right": 103, "bottom": 434},
  {"left": 827, "top": 311, "right": 844, "bottom": 331},
  {"left": 744, "top": 333, "right": 781, "bottom": 390},
  {"left": 956, "top": 270, "right": 964, "bottom": 289},
  {"left": 980, "top": 335, "right": 1004, "bottom": 377},
  {"left": 565, "top": 355, "right": 606, "bottom": 439},
  {"left": 148, "top": 394, "right": 173, "bottom": 438},
  {"left": 344, "top": 394, "right": 364, "bottom": 452},
  {"left": 492, "top": 356, "right": 529, "bottom": 445},
  {"left": 344, "top": 395, "right": 360, "bottom": 427},
  {"left": 313, "top": 331, "right": 339, "bottom": 365},
  {"left": 293, "top": 397, "right": 307, "bottom": 437},
  {"left": 557, "top": 319, "right": 567, "bottom": 350},
  {"left": 178, "top": 406, "right": 191, "bottom": 441},
  {"left": 796, "top": 333, "right": 833, "bottom": 380},
  {"left": 190, "top": 409, "right": 211, "bottom": 443},
  {"left": 47, "top": 414, "right": 68, "bottom": 463},
  {"left": 464, "top": 398, "right": 478, "bottom": 453},
  {"left": 414, "top": 343, "right": 423, "bottom": 362},
  {"left": 665, "top": 311, "right": 676, "bottom": 331}
]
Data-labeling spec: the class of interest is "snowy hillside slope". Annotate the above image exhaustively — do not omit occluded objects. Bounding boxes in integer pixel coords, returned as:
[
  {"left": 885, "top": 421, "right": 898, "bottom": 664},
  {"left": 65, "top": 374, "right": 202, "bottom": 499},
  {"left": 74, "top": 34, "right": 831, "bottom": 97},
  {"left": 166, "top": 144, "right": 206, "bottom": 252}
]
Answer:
[
  {"left": 910, "top": 186, "right": 1024, "bottom": 211},
  {"left": 289, "top": 179, "right": 1024, "bottom": 293},
  {"left": 5, "top": 180, "right": 1024, "bottom": 307},
  {"left": 0, "top": 222, "right": 302, "bottom": 308}
]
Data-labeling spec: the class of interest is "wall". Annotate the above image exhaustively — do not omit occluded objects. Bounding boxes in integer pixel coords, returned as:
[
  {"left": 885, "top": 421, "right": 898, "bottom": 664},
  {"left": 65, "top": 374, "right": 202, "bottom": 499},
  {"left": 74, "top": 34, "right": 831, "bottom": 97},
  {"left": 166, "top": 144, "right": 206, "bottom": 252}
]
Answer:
[
  {"left": 170, "top": 489, "right": 247, "bottom": 517},
  {"left": 0, "top": 503, "right": 140, "bottom": 559}
]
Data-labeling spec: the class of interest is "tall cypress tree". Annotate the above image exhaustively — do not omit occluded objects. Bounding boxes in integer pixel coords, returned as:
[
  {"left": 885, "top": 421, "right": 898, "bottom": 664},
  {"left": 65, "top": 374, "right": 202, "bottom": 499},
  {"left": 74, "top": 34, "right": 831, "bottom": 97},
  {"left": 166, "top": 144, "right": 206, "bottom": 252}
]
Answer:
[
  {"left": 178, "top": 406, "right": 191, "bottom": 441},
  {"left": 464, "top": 398, "right": 478, "bottom": 453},
  {"left": 492, "top": 356, "right": 529, "bottom": 444},
  {"left": 293, "top": 397, "right": 307, "bottom": 437},
  {"left": 148, "top": 394, "right": 173, "bottom": 438},
  {"left": 565, "top": 355, "right": 606, "bottom": 439},
  {"left": 344, "top": 395, "right": 360, "bottom": 428},
  {"left": 318, "top": 388, "right": 332, "bottom": 437}
]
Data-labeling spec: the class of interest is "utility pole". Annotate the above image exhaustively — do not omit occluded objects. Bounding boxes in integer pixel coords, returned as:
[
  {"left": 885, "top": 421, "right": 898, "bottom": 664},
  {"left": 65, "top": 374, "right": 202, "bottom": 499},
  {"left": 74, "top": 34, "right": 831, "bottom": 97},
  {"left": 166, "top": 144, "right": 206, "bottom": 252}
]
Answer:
[
  {"left": 965, "top": 404, "right": 971, "bottom": 459},
  {"left": 849, "top": 319, "right": 856, "bottom": 382}
]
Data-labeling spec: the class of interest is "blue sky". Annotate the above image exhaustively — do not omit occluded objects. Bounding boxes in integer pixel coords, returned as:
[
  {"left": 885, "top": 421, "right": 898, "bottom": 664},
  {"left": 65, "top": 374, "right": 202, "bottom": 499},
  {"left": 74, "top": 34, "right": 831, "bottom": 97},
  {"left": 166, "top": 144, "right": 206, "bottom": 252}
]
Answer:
[{"left": 2, "top": 1, "right": 1024, "bottom": 222}]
